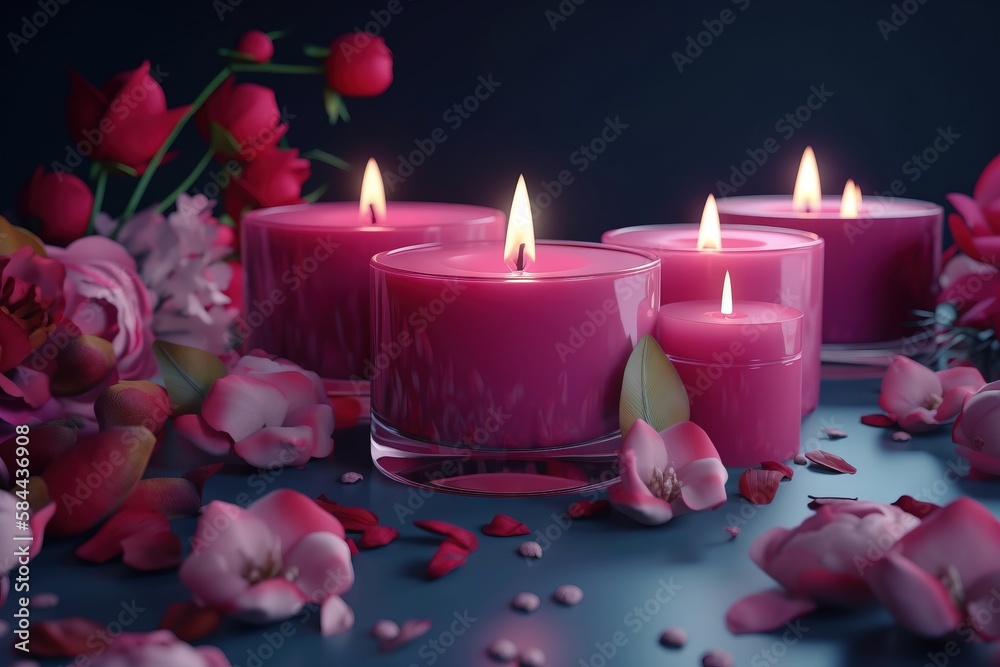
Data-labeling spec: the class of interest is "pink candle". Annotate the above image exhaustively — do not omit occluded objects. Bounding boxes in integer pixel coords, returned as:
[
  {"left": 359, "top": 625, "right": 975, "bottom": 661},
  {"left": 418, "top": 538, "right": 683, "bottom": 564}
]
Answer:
[
  {"left": 371, "top": 241, "right": 659, "bottom": 449},
  {"left": 655, "top": 275, "right": 803, "bottom": 466},
  {"left": 602, "top": 212, "right": 822, "bottom": 414},
  {"left": 716, "top": 148, "right": 942, "bottom": 345},
  {"left": 240, "top": 163, "right": 504, "bottom": 391}
]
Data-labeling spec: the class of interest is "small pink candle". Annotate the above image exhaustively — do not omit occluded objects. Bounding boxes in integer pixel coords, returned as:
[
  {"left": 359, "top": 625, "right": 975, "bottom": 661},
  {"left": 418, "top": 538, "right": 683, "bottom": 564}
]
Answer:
[
  {"left": 602, "top": 196, "right": 823, "bottom": 414},
  {"left": 655, "top": 273, "right": 803, "bottom": 467},
  {"left": 240, "top": 159, "right": 504, "bottom": 390},
  {"left": 717, "top": 147, "right": 942, "bottom": 345},
  {"left": 370, "top": 178, "right": 660, "bottom": 493}
]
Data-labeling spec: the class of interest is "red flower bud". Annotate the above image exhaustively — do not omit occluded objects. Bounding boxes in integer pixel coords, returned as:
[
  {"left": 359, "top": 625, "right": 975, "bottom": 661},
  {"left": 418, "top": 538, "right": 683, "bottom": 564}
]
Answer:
[
  {"left": 324, "top": 34, "right": 393, "bottom": 98},
  {"left": 195, "top": 77, "right": 286, "bottom": 162},
  {"left": 236, "top": 30, "right": 274, "bottom": 64},
  {"left": 17, "top": 167, "right": 93, "bottom": 246}
]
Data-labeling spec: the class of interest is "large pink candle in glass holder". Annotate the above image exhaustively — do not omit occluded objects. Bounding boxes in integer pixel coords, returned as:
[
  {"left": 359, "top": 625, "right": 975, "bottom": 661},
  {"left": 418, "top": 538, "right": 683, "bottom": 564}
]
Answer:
[
  {"left": 655, "top": 275, "right": 803, "bottom": 467},
  {"left": 369, "top": 236, "right": 660, "bottom": 496},
  {"left": 716, "top": 148, "right": 942, "bottom": 345},
  {"left": 602, "top": 199, "right": 822, "bottom": 414},
  {"left": 240, "top": 161, "right": 504, "bottom": 399}
]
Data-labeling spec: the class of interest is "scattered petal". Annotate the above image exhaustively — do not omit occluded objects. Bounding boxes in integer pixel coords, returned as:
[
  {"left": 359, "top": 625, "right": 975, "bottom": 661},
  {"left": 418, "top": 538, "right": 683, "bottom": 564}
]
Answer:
[
  {"left": 28, "top": 617, "right": 104, "bottom": 657},
  {"left": 314, "top": 494, "right": 378, "bottom": 531},
  {"left": 340, "top": 471, "right": 363, "bottom": 484},
  {"left": 738, "top": 469, "right": 784, "bottom": 504},
  {"left": 518, "top": 541, "right": 543, "bottom": 558},
  {"left": 804, "top": 450, "right": 857, "bottom": 474},
  {"left": 320, "top": 595, "right": 354, "bottom": 636},
  {"left": 346, "top": 538, "right": 359, "bottom": 555},
  {"left": 120, "top": 477, "right": 203, "bottom": 519},
  {"left": 760, "top": 460, "right": 793, "bottom": 480},
  {"left": 702, "top": 649, "right": 735, "bottom": 667},
  {"left": 659, "top": 626, "right": 687, "bottom": 648},
  {"left": 553, "top": 584, "right": 583, "bottom": 605},
  {"left": 427, "top": 539, "right": 470, "bottom": 579},
  {"left": 806, "top": 495, "right": 858, "bottom": 510},
  {"left": 821, "top": 427, "right": 848, "bottom": 439},
  {"left": 892, "top": 431, "right": 912, "bottom": 442},
  {"left": 861, "top": 413, "right": 896, "bottom": 428},
  {"left": 359, "top": 526, "right": 399, "bottom": 549},
  {"left": 793, "top": 453, "right": 808, "bottom": 465},
  {"left": 370, "top": 619, "right": 400, "bottom": 641},
  {"left": 413, "top": 519, "right": 479, "bottom": 551},
  {"left": 567, "top": 499, "right": 610, "bottom": 518},
  {"left": 158, "top": 600, "right": 223, "bottom": 642},
  {"left": 520, "top": 647, "right": 546, "bottom": 667},
  {"left": 482, "top": 514, "right": 530, "bottom": 537},
  {"left": 488, "top": 638, "right": 518, "bottom": 661},
  {"left": 30, "top": 593, "right": 59, "bottom": 609},
  {"left": 892, "top": 495, "right": 941, "bottom": 519},
  {"left": 512, "top": 592, "right": 541, "bottom": 612},
  {"left": 724, "top": 526, "right": 741, "bottom": 538},
  {"left": 379, "top": 619, "right": 431, "bottom": 652}
]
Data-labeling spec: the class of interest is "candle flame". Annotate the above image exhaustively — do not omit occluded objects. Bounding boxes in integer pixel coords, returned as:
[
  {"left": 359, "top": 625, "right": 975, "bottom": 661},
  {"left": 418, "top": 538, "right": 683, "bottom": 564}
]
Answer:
[
  {"left": 792, "top": 146, "right": 821, "bottom": 213},
  {"left": 696, "top": 194, "right": 722, "bottom": 250},
  {"left": 721, "top": 271, "right": 733, "bottom": 316},
  {"left": 359, "top": 158, "right": 387, "bottom": 224},
  {"left": 504, "top": 175, "right": 536, "bottom": 272},
  {"left": 840, "top": 179, "right": 862, "bottom": 218}
]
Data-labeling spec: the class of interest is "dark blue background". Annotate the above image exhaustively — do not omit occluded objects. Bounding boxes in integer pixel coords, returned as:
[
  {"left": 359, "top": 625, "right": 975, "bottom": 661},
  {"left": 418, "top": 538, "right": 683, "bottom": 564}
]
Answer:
[{"left": 1, "top": 0, "right": 998, "bottom": 239}]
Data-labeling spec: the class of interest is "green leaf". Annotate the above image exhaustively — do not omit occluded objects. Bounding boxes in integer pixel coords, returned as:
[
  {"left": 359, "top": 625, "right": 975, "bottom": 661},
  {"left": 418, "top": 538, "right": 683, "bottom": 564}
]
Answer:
[
  {"left": 303, "top": 44, "right": 330, "bottom": 58},
  {"left": 89, "top": 161, "right": 103, "bottom": 181},
  {"left": 619, "top": 334, "right": 689, "bottom": 438},
  {"left": 303, "top": 184, "right": 328, "bottom": 203},
  {"left": 267, "top": 30, "right": 289, "bottom": 40},
  {"left": 302, "top": 149, "right": 350, "bottom": 171},
  {"left": 106, "top": 162, "right": 139, "bottom": 177},
  {"left": 152, "top": 340, "right": 227, "bottom": 415},
  {"left": 323, "top": 88, "right": 343, "bottom": 125},
  {"left": 209, "top": 121, "right": 242, "bottom": 155},
  {"left": 217, "top": 47, "right": 253, "bottom": 62}
]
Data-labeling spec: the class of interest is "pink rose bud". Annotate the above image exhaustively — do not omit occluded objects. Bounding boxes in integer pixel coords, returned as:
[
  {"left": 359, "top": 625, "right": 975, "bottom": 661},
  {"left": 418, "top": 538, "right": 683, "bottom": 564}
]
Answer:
[{"left": 236, "top": 30, "right": 274, "bottom": 63}]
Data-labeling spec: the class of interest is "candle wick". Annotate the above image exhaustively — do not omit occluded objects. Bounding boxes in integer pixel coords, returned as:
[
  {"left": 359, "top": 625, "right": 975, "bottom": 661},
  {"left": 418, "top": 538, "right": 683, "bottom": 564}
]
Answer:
[
  {"left": 516, "top": 243, "right": 525, "bottom": 272},
  {"left": 370, "top": 204, "right": 377, "bottom": 225}
]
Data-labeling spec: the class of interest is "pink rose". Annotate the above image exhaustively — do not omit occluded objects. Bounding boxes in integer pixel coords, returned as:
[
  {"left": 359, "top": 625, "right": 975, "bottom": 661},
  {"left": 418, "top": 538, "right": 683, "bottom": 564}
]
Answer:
[
  {"left": 726, "top": 500, "right": 919, "bottom": 634},
  {"left": 877, "top": 355, "right": 985, "bottom": 432},
  {"left": 608, "top": 419, "right": 727, "bottom": 525},
  {"left": 866, "top": 497, "right": 1000, "bottom": 639},
  {"left": 175, "top": 349, "right": 333, "bottom": 467},
  {"left": 0, "top": 491, "right": 54, "bottom": 605},
  {"left": 46, "top": 237, "right": 156, "bottom": 381},
  {"left": 179, "top": 489, "right": 354, "bottom": 634},
  {"left": 947, "top": 154, "right": 1000, "bottom": 266},
  {"left": 0, "top": 247, "right": 65, "bottom": 373},
  {"left": 235, "top": 30, "right": 274, "bottom": 64},
  {"left": 16, "top": 167, "right": 94, "bottom": 246},
  {"left": 324, "top": 34, "right": 393, "bottom": 98},
  {"left": 953, "top": 380, "right": 1000, "bottom": 475},
  {"left": 196, "top": 78, "right": 286, "bottom": 162},
  {"left": 87, "top": 631, "right": 231, "bottom": 667},
  {"left": 937, "top": 254, "right": 1000, "bottom": 330},
  {"left": 224, "top": 147, "right": 310, "bottom": 223}
]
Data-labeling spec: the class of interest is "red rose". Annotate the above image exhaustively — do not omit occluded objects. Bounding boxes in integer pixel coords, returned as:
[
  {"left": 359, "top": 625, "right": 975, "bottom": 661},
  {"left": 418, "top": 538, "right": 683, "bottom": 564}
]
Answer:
[
  {"left": 196, "top": 78, "right": 286, "bottom": 162},
  {"left": 0, "top": 247, "right": 66, "bottom": 373},
  {"left": 236, "top": 30, "right": 274, "bottom": 64},
  {"left": 224, "top": 148, "right": 310, "bottom": 222},
  {"left": 17, "top": 167, "right": 94, "bottom": 246},
  {"left": 324, "top": 34, "right": 393, "bottom": 98},
  {"left": 66, "top": 61, "right": 189, "bottom": 174}
]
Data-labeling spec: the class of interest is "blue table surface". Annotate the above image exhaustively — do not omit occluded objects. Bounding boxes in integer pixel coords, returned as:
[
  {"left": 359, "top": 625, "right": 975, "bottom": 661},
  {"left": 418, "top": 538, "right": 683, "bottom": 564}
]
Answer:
[{"left": 16, "top": 376, "right": 999, "bottom": 667}]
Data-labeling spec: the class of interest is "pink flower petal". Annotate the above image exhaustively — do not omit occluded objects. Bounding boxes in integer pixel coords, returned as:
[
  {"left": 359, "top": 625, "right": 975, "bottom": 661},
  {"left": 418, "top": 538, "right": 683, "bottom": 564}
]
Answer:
[
  {"left": 249, "top": 489, "right": 347, "bottom": 544},
  {"left": 379, "top": 619, "right": 432, "bottom": 653},
  {"left": 619, "top": 419, "right": 669, "bottom": 479},
  {"left": 891, "top": 495, "right": 941, "bottom": 519},
  {"left": 738, "top": 469, "right": 784, "bottom": 504},
  {"left": 724, "top": 526, "right": 740, "bottom": 538},
  {"left": 346, "top": 538, "right": 359, "bottom": 555},
  {"left": 75, "top": 509, "right": 164, "bottom": 563},
  {"left": 233, "top": 425, "right": 314, "bottom": 468},
  {"left": 174, "top": 413, "right": 232, "bottom": 457},
  {"left": 158, "top": 600, "right": 223, "bottom": 642},
  {"left": 201, "top": 374, "right": 289, "bottom": 442},
  {"left": 182, "top": 462, "right": 225, "bottom": 496},
  {"left": 947, "top": 192, "right": 992, "bottom": 236},
  {"left": 228, "top": 578, "right": 307, "bottom": 624},
  {"left": 821, "top": 428, "right": 848, "bottom": 439},
  {"left": 678, "top": 457, "right": 728, "bottom": 511},
  {"left": 360, "top": 525, "right": 400, "bottom": 549},
  {"left": 283, "top": 532, "right": 354, "bottom": 601},
  {"left": 860, "top": 413, "right": 896, "bottom": 428},
  {"left": 761, "top": 460, "right": 794, "bottom": 480},
  {"left": 726, "top": 590, "right": 817, "bottom": 634},
  {"left": 284, "top": 403, "right": 334, "bottom": 459},
  {"left": 896, "top": 408, "right": 941, "bottom": 433},
  {"left": 866, "top": 552, "right": 963, "bottom": 637},
  {"left": 28, "top": 617, "right": 105, "bottom": 657},
  {"left": 967, "top": 571, "right": 1000, "bottom": 640},
  {"left": 973, "top": 154, "right": 1000, "bottom": 205},
  {"left": 804, "top": 450, "right": 857, "bottom": 474},
  {"left": 320, "top": 594, "right": 354, "bottom": 636},
  {"left": 120, "top": 478, "right": 203, "bottom": 519},
  {"left": 482, "top": 514, "right": 531, "bottom": 537},
  {"left": 937, "top": 366, "right": 987, "bottom": 393},
  {"left": 120, "top": 523, "right": 181, "bottom": 570},
  {"left": 413, "top": 519, "right": 479, "bottom": 551},
  {"left": 567, "top": 499, "right": 610, "bottom": 518},
  {"left": 427, "top": 539, "right": 470, "bottom": 579},
  {"left": 608, "top": 450, "right": 674, "bottom": 525},
  {"left": 878, "top": 356, "right": 942, "bottom": 425}
]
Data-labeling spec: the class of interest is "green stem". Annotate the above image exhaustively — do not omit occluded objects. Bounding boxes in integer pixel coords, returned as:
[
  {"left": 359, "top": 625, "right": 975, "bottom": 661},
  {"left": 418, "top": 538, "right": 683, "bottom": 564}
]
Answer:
[
  {"left": 119, "top": 66, "right": 232, "bottom": 226},
  {"left": 230, "top": 63, "right": 324, "bottom": 74},
  {"left": 156, "top": 145, "right": 216, "bottom": 213},
  {"left": 88, "top": 168, "right": 108, "bottom": 235}
]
